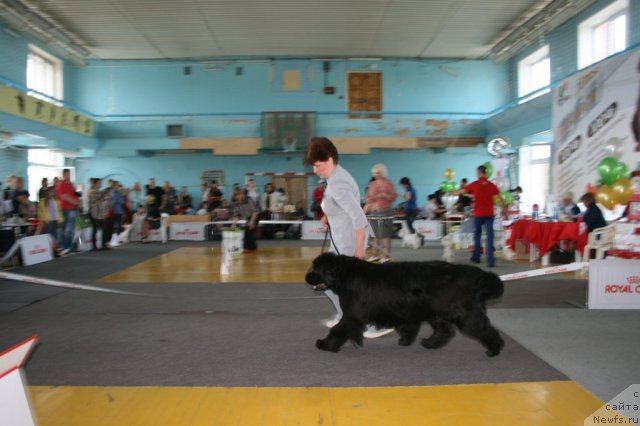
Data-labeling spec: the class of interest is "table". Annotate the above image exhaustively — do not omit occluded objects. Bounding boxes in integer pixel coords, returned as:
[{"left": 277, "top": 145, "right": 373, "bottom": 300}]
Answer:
[{"left": 506, "top": 219, "right": 588, "bottom": 265}]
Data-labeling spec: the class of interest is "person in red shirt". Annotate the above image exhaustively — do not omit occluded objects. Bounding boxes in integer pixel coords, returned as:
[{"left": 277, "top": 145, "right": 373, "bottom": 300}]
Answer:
[
  {"left": 55, "top": 168, "right": 81, "bottom": 253},
  {"left": 452, "top": 165, "right": 505, "bottom": 267},
  {"left": 311, "top": 179, "right": 326, "bottom": 220}
]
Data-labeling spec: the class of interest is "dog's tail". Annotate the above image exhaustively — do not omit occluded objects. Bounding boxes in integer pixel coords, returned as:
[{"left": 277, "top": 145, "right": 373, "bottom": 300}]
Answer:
[{"left": 477, "top": 271, "right": 504, "bottom": 300}]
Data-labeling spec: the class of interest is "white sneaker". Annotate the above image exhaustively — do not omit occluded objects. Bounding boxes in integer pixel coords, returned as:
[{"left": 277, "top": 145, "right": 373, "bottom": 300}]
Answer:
[
  {"left": 320, "top": 316, "right": 340, "bottom": 328},
  {"left": 366, "top": 255, "right": 379, "bottom": 262},
  {"left": 378, "top": 256, "right": 391, "bottom": 264},
  {"left": 363, "top": 327, "right": 395, "bottom": 338},
  {"left": 322, "top": 316, "right": 341, "bottom": 328},
  {"left": 60, "top": 248, "right": 71, "bottom": 255}
]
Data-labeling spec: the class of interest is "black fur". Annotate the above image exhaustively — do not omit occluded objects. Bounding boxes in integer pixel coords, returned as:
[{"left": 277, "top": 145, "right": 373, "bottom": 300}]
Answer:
[{"left": 305, "top": 252, "right": 505, "bottom": 357}]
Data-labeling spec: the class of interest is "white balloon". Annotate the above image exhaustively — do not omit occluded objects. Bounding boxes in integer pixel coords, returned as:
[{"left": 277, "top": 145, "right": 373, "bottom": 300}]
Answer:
[
  {"left": 493, "top": 177, "right": 509, "bottom": 191},
  {"left": 603, "top": 137, "right": 624, "bottom": 159},
  {"left": 442, "top": 194, "right": 458, "bottom": 210}
]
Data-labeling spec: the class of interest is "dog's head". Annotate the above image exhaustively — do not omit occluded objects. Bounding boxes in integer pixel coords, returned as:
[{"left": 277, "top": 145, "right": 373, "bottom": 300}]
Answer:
[{"left": 305, "top": 252, "right": 346, "bottom": 291}]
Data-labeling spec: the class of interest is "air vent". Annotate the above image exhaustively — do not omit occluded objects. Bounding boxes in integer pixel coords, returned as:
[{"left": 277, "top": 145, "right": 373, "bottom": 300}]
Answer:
[{"left": 166, "top": 124, "right": 185, "bottom": 138}]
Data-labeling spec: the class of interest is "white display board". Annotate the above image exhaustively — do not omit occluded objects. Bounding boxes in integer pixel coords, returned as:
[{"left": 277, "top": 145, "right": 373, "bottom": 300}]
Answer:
[
  {"left": 19, "top": 234, "right": 53, "bottom": 266},
  {"left": 301, "top": 221, "right": 326, "bottom": 240},
  {"left": 588, "top": 259, "right": 640, "bottom": 309},
  {"left": 169, "top": 222, "right": 206, "bottom": 241},
  {"left": 0, "top": 335, "right": 39, "bottom": 426},
  {"left": 412, "top": 220, "right": 443, "bottom": 240}
]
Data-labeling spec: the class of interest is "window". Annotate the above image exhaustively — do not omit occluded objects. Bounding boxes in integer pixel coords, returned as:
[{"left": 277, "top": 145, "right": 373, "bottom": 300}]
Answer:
[
  {"left": 518, "top": 45, "right": 550, "bottom": 103},
  {"left": 518, "top": 144, "right": 551, "bottom": 215},
  {"left": 26, "top": 45, "right": 63, "bottom": 102},
  {"left": 27, "top": 149, "right": 68, "bottom": 201},
  {"left": 578, "top": 0, "right": 628, "bottom": 69}
]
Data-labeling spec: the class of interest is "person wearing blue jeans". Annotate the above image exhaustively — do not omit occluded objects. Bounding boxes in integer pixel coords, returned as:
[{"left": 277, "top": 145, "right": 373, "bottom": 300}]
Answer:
[
  {"left": 56, "top": 168, "right": 81, "bottom": 254},
  {"left": 450, "top": 165, "right": 504, "bottom": 267},
  {"left": 473, "top": 215, "right": 495, "bottom": 266}
]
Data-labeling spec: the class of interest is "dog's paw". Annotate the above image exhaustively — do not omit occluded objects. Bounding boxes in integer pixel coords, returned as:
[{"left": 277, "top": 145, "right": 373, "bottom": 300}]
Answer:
[
  {"left": 420, "top": 337, "right": 449, "bottom": 349},
  {"left": 485, "top": 339, "right": 505, "bottom": 357},
  {"left": 315, "top": 339, "right": 339, "bottom": 352}
]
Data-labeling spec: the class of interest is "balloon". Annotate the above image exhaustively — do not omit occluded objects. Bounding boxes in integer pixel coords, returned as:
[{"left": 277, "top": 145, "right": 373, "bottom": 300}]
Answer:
[
  {"left": 612, "top": 161, "right": 630, "bottom": 181},
  {"left": 586, "top": 183, "right": 597, "bottom": 194},
  {"left": 611, "top": 177, "right": 634, "bottom": 205},
  {"left": 595, "top": 185, "right": 616, "bottom": 210},
  {"left": 440, "top": 181, "right": 449, "bottom": 192},
  {"left": 603, "top": 137, "right": 624, "bottom": 160},
  {"left": 598, "top": 157, "right": 619, "bottom": 185},
  {"left": 447, "top": 181, "right": 460, "bottom": 192},
  {"left": 501, "top": 191, "right": 513, "bottom": 205},
  {"left": 483, "top": 162, "right": 493, "bottom": 179},
  {"left": 443, "top": 168, "right": 455, "bottom": 181}
]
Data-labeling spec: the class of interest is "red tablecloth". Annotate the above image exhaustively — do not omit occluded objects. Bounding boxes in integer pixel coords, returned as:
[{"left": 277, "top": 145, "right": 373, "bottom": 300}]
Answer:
[{"left": 506, "top": 220, "right": 588, "bottom": 257}]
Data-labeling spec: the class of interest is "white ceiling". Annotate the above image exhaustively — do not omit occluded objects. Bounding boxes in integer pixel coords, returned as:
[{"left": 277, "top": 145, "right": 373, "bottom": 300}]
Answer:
[{"left": 1, "top": 0, "right": 593, "bottom": 61}]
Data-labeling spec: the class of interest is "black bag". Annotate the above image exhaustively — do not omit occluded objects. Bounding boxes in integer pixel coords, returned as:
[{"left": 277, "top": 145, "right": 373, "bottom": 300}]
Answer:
[
  {"left": 549, "top": 246, "right": 573, "bottom": 264},
  {"left": 310, "top": 201, "right": 319, "bottom": 213}
]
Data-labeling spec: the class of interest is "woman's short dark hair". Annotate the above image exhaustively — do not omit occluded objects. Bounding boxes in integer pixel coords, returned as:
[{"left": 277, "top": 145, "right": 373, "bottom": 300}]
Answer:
[
  {"left": 581, "top": 192, "right": 595, "bottom": 204},
  {"left": 305, "top": 137, "right": 339, "bottom": 165},
  {"left": 400, "top": 177, "right": 411, "bottom": 186}
]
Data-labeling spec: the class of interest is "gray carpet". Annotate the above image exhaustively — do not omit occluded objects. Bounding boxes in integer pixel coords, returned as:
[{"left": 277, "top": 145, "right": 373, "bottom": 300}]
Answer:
[
  {"left": 1, "top": 282, "right": 567, "bottom": 387},
  {"left": 0, "top": 239, "right": 593, "bottom": 390}
]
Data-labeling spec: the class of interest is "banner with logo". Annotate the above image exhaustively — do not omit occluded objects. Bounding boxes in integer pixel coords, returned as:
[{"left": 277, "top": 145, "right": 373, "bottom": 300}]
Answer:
[
  {"left": 588, "top": 259, "right": 640, "bottom": 309},
  {"left": 301, "top": 221, "right": 326, "bottom": 240},
  {"left": 19, "top": 234, "right": 53, "bottom": 266},
  {"left": 0, "top": 83, "right": 94, "bottom": 136},
  {"left": 169, "top": 222, "right": 206, "bottom": 241},
  {"left": 552, "top": 48, "right": 640, "bottom": 207}
]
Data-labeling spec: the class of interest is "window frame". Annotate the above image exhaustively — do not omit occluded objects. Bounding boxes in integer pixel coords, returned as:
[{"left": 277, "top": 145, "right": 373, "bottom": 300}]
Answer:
[
  {"left": 517, "top": 45, "right": 550, "bottom": 103},
  {"left": 577, "top": 0, "right": 628, "bottom": 70},
  {"left": 26, "top": 44, "right": 63, "bottom": 102}
]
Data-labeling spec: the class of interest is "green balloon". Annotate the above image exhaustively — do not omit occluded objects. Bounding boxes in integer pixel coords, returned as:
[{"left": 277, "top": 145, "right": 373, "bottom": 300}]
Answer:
[
  {"left": 440, "top": 181, "right": 449, "bottom": 191},
  {"left": 598, "top": 156, "right": 619, "bottom": 185},
  {"left": 483, "top": 162, "right": 493, "bottom": 179},
  {"left": 501, "top": 191, "right": 513, "bottom": 205},
  {"left": 612, "top": 161, "right": 630, "bottom": 181},
  {"left": 447, "top": 181, "right": 459, "bottom": 192}
]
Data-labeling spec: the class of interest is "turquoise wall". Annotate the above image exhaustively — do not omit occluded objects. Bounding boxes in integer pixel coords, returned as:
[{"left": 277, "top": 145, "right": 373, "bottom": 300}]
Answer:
[{"left": 1, "top": 0, "right": 638, "bottom": 203}]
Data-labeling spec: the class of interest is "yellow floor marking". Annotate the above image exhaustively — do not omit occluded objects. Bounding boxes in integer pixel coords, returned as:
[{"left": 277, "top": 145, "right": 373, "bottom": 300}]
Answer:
[
  {"left": 30, "top": 381, "right": 603, "bottom": 426},
  {"left": 98, "top": 246, "right": 321, "bottom": 283}
]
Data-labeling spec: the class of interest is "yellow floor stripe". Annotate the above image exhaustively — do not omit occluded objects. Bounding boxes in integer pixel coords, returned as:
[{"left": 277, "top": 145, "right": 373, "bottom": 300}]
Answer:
[
  {"left": 30, "top": 381, "right": 603, "bottom": 426},
  {"left": 98, "top": 247, "right": 320, "bottom": 283}
]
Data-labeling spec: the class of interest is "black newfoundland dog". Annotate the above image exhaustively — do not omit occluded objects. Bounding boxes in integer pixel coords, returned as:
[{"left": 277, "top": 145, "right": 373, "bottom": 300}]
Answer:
[{"left": 305, "top": 253, "right": 505, "bottom": 357}]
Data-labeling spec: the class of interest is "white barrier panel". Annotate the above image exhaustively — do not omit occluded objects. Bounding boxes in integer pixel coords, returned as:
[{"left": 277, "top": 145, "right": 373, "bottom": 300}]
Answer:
[
  {"left": 413, "top": 220, "right": 443, "bottom": 240},
  {"left": 19, "top": 234, "right": 53, "bottom": 266},
  {"left": 0, "top": 270, "right": 155, "bottom": 296},
  {"left": 588, "top": 259, "right": 640, "bottom": 309},
  {"left": 0, "top": 335, "right": 39, "bottom": 426},
  {"left": 169, "top": 222, "right": 206, "bottom": 241},
  {"left": 302, "top": 221, "right": 326, "bottom": 240},
  {"left": 499, "top": 262, "right": 588, "bottom": 282}
]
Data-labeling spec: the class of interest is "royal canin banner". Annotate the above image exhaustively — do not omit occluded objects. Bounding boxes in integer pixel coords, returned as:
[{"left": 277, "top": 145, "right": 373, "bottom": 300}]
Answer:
[{"left": 588, "top": 259, "right": 640, "bottom": 309}]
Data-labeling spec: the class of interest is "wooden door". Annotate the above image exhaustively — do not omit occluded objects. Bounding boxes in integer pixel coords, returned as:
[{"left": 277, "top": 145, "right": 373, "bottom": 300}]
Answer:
[
  {"left": 271, "top": 176, "right": 308, "bottom": 210},
  {"left": 348, "top": 72, "right": 382, "bottom": 118}
]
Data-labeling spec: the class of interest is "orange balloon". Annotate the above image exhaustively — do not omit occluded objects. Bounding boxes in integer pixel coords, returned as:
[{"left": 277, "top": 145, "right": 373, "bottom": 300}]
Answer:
[
  {"left": 586, "top": 183, "right": 597, "bottom": 194},
  {"left": 611, "top": 177, "right": 634, "bottom": 205},
  {"left": 596, "top": 185, "right": 616, "bottom": 210}
]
